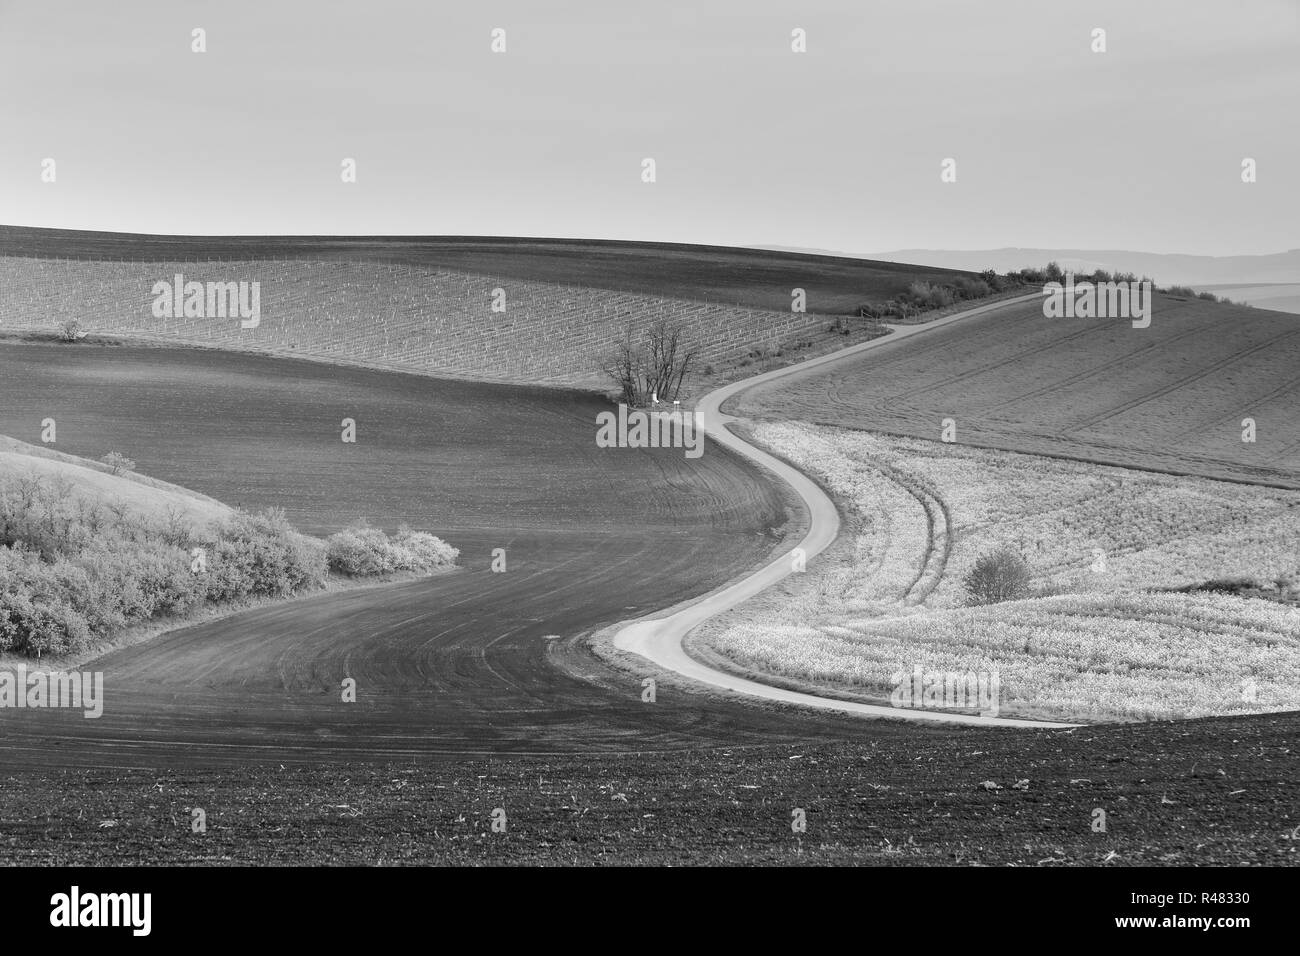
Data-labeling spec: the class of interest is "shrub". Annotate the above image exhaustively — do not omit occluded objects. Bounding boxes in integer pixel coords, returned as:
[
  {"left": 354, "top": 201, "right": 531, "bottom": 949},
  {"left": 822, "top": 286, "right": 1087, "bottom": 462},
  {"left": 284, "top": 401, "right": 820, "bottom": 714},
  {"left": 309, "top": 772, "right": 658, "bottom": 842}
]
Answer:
[
  {"left": 129, "top": 540, "right": 205, "bottom": 616},
  {"left": 327, "top": 521, "right": 459, "bottom": 576},
  {"left": 906, "top": 281, "right": 959, "bottom": 309},
  {"left": 0, "top": 469, "right": 397, "bottom": 657},
  {"left": 58, "top": 320, "right": 87, "bottom": 342},
  {"left": 395, "top": 527, "right": 460, "bottom": 569},
  {"left": 326, "top": 523, "right": 393, "bottom": 576},
  {"left": 101, "top": 451, "right": 136, "bottom": 476},
  {"left": 0, "top": 475, "right": 92, "bottom": 558},
  {"left": 1192, "top": 576, "right": 1261, "bottom": 596},
  {"left": 0, "top": 589, "right": 93, "bottom": 657},
  {"left": 953, "top": 277, "right": 992, "bottom": 300},
  {"left": 963, "top": 548, "right": 1033, "bottom": 606},
  {"left": 204, "top": 508, "right": 327, "bottom": 598}
]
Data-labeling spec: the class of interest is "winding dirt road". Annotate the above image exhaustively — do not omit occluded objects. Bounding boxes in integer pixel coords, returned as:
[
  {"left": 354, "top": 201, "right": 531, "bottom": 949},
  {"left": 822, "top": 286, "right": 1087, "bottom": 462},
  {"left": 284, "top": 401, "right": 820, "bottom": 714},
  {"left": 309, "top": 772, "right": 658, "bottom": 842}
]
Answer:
[
  {"left": 0, "top": 297, "right": 1069, "bottom": 775},
  {"left": 1, "top": 342, "right": 922, "bottom": 770},
  {"left": 612, "top": 294, "right": 1080, "bottom": 727}
]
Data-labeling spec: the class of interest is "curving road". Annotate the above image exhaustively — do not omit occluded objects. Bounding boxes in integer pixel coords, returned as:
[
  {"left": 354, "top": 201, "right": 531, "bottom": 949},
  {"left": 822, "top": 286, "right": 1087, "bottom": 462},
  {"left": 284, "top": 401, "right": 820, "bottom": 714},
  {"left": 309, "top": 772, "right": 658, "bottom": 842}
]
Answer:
[
  {"left": 613, "top": 294, "right": 1081, "bottom": 728},
  {"left": 0, "top": 297, "right": 1062, "bottom": 773},
  {"left": 1, "top": 341, "right": 928, "bottom": 770}
]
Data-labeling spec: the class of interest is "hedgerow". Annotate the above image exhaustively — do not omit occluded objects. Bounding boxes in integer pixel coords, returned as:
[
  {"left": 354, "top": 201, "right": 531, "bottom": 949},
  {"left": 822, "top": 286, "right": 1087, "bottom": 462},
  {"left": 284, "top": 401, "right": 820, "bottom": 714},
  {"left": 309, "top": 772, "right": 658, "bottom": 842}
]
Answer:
[{"left": 0, "top": 472, "right": 456, "bottom": 658}]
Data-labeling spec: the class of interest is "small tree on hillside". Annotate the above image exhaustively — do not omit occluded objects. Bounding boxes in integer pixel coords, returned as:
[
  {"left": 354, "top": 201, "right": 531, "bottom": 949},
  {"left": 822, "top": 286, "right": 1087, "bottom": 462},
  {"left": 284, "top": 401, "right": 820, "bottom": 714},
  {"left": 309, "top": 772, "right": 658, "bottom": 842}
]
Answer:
[
  {"left": 963, "top": 548, "right": 1032, "bottom": 606},
  {"left": 101, "top": 452, "right": 136, "bottom": 476},
  {"left": 58, "top": 320, "right": 88, "bottom": 342},
  {"left": 601, "top": 319, "right": 698, "bottom": 406}
]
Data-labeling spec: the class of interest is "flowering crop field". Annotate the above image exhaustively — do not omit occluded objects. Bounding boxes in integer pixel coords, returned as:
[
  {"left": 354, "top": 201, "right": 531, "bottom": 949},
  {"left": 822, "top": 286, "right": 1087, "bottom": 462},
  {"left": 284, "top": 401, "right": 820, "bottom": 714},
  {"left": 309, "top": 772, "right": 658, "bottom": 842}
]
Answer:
[{"left": 694, "top": 424, "right": 1300, "bottom": 721}]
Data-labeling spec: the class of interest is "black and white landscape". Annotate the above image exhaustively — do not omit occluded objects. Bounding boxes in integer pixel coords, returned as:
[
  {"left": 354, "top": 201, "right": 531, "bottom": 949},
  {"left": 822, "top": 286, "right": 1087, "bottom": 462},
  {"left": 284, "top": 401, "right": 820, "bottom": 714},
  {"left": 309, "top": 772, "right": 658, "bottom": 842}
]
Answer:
[{"left": 0, "top": 1, "right": 1295, "bottom": 927}]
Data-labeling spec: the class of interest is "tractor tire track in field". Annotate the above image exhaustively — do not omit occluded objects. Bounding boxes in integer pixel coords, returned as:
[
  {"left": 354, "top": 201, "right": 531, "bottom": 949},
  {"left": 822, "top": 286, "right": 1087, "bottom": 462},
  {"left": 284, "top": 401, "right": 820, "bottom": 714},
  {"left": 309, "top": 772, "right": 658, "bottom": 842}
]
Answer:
[
  {"left": 1168, "top": 361, "right": 1300, "bottom": 463},
  {"left": 1268, "top": 438, "right": 1300, "bottom": 468},
  {"left": 1063, "top": 326, "right": 1300, "bottom": 436},
  {"left": 857, "top": 456, "right": 952, "bottom": 606},
  {"left": 729, "top": 293, "right": 1300, "bottom": 489},
  {"left": 879, "top": 320, "right": 1101, "bottom": 405},
  {"left": 983, "top": 318, "right": 1218, "bottom": 414}
]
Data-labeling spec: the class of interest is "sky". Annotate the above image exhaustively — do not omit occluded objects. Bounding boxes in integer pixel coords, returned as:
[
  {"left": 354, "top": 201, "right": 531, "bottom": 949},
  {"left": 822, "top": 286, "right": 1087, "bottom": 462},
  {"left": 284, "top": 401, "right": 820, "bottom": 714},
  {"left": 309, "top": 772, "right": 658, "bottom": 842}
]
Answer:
[{"left": 0, "top": 0, "right": 1295, "bottom": 256}]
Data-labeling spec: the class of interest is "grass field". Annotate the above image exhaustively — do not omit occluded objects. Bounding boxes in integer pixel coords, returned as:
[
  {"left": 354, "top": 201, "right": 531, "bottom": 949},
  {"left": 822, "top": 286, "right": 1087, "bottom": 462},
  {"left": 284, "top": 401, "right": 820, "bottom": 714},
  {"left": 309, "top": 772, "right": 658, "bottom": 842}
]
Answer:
[
  {"left": 727, "top": 293, "right": 1300, "bottom": 488},
  {"left": 0, "top": 435, "right": 231, "bottom": 528},
  {"left": 692, "top": 424, "right": 1300, "bottom": 722}
]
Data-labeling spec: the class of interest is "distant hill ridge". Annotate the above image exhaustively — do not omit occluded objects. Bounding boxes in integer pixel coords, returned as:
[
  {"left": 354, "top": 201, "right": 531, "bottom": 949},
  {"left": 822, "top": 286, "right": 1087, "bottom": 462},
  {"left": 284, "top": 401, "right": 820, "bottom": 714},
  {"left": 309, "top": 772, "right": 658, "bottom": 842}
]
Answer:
[
  {"left": 861, "top": 247, "right": 1300, "bottom": 287},
  {"left": 0, "top": 225, "right": 974, "bottom": 317}
]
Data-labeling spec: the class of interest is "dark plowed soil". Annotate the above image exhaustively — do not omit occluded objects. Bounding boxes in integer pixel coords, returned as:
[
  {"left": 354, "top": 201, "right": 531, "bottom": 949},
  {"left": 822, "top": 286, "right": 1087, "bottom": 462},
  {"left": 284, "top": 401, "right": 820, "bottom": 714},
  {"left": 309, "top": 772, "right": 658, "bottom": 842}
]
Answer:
[{"left": 2, "top": 713, "right": 1294, "bottom": 865}]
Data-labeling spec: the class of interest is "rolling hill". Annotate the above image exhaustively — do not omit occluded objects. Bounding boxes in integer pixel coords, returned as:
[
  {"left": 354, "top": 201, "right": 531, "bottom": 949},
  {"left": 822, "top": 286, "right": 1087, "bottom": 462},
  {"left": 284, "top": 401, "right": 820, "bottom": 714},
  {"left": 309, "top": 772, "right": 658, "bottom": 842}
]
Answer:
[
  {"left": 726, "top": 292, "right": 1300, "bottom": 488},
  {"left": 0, "top": 434, "right": 231, "bottom": 528},
  {"left": 0, "top": 255, "right": 846, "bottom": 389},
  {"left": 0, "top": 225, "right": 976, "bottom": 316}
]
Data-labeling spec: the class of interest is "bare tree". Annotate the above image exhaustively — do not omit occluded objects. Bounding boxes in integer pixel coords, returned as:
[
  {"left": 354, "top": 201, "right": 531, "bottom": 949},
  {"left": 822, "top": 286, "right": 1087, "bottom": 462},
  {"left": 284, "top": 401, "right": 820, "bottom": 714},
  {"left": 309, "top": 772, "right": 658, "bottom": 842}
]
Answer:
[
  {"left": 601, "top": 328, "right": 642, "bottom": 406},
  {"left": 600, "top": 319, "right": 698, "bottom": 406}
]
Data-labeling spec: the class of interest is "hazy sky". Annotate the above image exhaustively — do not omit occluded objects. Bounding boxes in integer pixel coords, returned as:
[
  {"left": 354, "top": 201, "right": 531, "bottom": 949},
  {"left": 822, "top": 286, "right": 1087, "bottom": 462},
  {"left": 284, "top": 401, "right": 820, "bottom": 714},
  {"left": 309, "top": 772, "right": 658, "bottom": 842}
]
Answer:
[{"left": 1, "top": 0, "right": 1295, "bottom": 255}]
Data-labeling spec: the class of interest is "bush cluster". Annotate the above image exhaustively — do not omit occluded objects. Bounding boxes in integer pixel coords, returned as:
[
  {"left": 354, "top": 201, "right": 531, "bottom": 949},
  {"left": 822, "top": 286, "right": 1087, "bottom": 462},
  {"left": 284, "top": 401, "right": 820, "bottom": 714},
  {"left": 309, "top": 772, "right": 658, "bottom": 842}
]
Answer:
[
  {"left": 326, "top": 521, "right": 459, "bottom": 576},
  {"left": 1012, "top": 262, "right": 1146, "bottom": 286},
  {"left": 858, "top": 270, "right": 1018, "bottom": 321},
  {"left": 0, "top": 474, "right": 327, "bottom": 657}
]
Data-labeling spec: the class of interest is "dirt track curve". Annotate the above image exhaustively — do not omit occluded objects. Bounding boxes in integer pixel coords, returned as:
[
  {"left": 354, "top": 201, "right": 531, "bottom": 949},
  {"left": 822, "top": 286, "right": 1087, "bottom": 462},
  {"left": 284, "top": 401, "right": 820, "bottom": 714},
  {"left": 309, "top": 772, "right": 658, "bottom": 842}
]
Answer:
[
  {"left": 0, "top": 341, "right": 943, "bottom": 770},
  {"left": 613, "top": 295, "right": 1072, "bottom": 727}
]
